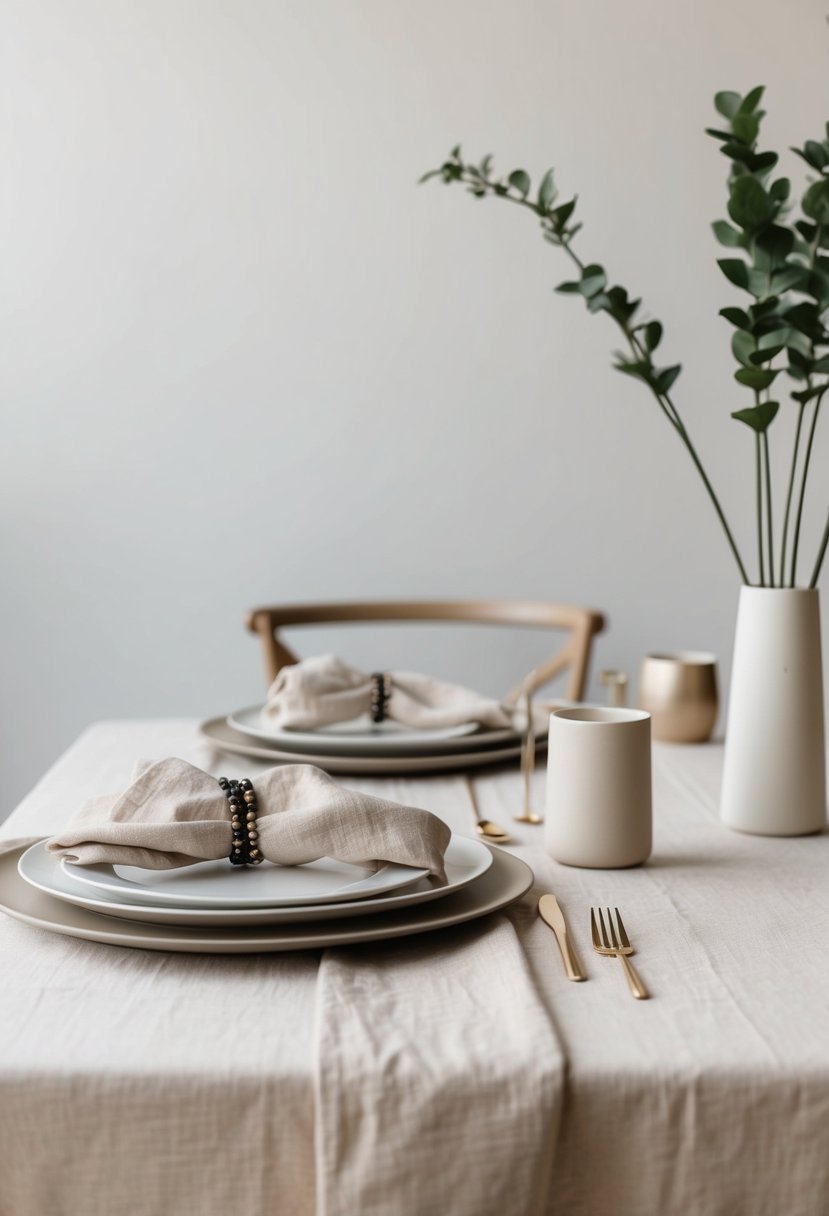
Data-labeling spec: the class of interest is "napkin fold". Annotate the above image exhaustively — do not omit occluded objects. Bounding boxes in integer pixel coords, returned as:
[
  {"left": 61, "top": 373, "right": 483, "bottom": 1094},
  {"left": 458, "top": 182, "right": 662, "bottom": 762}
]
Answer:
[
  {"left": 262, "top": 654, "right": 513, "bottom": 731},
  {"left": 47, "top": 757, "right": 451, "bottom": 881}
]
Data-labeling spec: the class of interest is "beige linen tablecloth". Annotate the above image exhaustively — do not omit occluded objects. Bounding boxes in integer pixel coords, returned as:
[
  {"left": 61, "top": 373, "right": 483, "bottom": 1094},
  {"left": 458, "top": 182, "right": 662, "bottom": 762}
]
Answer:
[{"left": 2, "top": 720, "right": 829, "bottom": 1215}]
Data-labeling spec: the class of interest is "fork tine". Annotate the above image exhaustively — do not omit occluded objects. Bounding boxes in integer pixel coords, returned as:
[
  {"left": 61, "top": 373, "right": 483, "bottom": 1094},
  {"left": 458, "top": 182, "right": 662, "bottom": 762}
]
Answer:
[
  {"left": 607, "top": 907, "right": 620, "bottom": 949},
  {"left": 615, "top": 907, "right": 631, "bottom": 948},
  {"left": 590, "top": 907, "right": 601, "bottom": 949},
  {"left": 597, "top": 906, "right": 610, "bottom": 948}
]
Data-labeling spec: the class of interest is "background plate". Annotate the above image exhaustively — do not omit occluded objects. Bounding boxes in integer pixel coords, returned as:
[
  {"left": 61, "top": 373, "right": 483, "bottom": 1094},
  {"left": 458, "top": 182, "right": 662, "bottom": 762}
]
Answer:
[
  {"left": 199, "top": 716, "right": 533, "bottom": 773},
  {"left": 19, "top": 835, "right": 492, "bottom": 926},
  {"left": 228, "top": 708, "right": 478, "bottom": 752},
  {"left": 0, "top": 844, "right": 533, "bottom": 953}
]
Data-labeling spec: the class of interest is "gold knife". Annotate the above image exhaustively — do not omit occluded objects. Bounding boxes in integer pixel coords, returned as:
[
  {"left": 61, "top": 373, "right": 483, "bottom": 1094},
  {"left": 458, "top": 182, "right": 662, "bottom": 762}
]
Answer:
[{"left": 538, "top": 894, "right": 587, "bottom": 981}]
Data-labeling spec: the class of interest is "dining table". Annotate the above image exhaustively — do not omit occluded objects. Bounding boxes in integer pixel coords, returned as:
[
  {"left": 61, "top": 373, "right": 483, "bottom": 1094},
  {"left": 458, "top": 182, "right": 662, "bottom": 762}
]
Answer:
[{"left": 1, "top": 717, "right": 828, "bottom": 1216}]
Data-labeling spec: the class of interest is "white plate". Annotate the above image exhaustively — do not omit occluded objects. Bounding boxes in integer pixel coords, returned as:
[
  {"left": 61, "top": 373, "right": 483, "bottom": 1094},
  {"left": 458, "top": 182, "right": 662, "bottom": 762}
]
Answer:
[
  {"left": 228, "top": 707, "right": 478, "bottom": 753},
  {"left": 59, "top": 854, "right": 428, "bottom": 909},
  {"left": 18, "top": 836, "right": 493, "bottom": 926},
  {"left": 2, "top": 844, "right": 532, "bottom": 953},
  {"left": 199, "top": 717, "right": 532, "bottom": 773}
]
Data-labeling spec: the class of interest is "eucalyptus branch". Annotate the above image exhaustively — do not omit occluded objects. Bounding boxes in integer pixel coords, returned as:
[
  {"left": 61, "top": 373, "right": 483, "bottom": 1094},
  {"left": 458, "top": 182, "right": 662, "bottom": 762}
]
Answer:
[
  {"left": 762, "top": 429, "right": 774, "bottom": 585},
  {"left": 424, "top": 85, "right": 829, "bottom": 587},
  {"left": 755, "top": 431, "right": 766, "bottom": 586},
  {"left": 421, "top": 153, "right": 750, "bottom": 583}
]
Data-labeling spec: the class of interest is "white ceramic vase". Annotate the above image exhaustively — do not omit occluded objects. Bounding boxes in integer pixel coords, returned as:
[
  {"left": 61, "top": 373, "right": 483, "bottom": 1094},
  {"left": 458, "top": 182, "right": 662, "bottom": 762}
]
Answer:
[{"left": 720, "top": 587, "right": 826, "bottom": 836}]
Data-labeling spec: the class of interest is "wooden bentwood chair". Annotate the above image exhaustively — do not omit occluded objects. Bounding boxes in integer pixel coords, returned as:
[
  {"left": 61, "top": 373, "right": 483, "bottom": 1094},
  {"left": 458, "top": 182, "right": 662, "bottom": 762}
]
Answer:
[{"left": 245, "top": 600, "right": 606, "bottom": 703}]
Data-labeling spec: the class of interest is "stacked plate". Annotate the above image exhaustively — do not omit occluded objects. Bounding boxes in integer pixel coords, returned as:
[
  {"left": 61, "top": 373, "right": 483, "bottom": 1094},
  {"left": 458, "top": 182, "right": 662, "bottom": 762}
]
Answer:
[
  {"left": 7, "top": 834, "right": 534, "bottom": 954},
  {"left": 199, "top": 704, "right": 556, "bottom": 776}
]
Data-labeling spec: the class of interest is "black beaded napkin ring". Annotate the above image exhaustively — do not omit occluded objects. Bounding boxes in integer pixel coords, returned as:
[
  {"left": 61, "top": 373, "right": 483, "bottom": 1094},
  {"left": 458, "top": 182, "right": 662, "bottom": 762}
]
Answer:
[
  {"left": 218, "top": 777, "right": 263, "bottom": 866},
  {"left": 370, "top": 672, "right": 392, "bottom": 723}
]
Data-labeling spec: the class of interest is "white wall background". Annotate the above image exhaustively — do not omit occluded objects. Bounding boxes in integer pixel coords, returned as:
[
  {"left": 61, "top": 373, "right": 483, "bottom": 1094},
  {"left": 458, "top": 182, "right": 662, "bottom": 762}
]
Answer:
[{"left": 2, "top": 0, "right": 828, "bottom": 812}]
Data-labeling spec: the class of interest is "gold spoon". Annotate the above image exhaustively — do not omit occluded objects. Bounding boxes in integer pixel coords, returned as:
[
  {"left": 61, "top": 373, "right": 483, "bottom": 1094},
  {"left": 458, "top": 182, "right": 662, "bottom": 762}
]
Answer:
[
  {"left": 514, "top": 689, "right": 543, "bottom": 825},
  {"left": 464, "top": 777, "right": 512, "bottom": 844}
]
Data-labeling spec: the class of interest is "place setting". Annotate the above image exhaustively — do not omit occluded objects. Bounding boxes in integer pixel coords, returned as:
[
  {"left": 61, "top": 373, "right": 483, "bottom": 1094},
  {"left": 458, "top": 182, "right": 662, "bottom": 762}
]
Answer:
[
  {"left": 200, "top": 653, "right": 558, "bottom": 775},
  {"left": 4, "top": 756, "right": 534, "bottom": 953}
]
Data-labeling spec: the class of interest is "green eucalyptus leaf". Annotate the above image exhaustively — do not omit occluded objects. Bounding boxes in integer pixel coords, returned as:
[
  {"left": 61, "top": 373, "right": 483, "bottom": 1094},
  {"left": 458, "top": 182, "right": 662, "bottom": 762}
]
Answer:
[
  {"left": 537, "top": 169, "right": 555, "bottom": 211},
  {"left": 715, "top": 90, "right": 742, "bottom": 119},
  {"left": 508, "top": 169, "right": 531, "bottom": 198},
  {"left": 731, "top": 330, "right": 756, "bottom": 366},
  {"left": 644, "top": 321, "right": 663, "bottom": 351},
  {"left": 479, "top": 154, "right": 493, "bottom": 177},
  {"left": 721, "top": 142, "right": 756, "bottom": 165},
  {"left": 731, "top": 400, "right": 779, "bottom": 432},
  {"left": 731, "top": 113, "right": 760, "bottom": 145},
  {"left": 655, "top": 365, "right": 681, "bottom": 394},
  {"left": 554, "top": 281, "right": 581, "bottom": 293},
  {"left": 769, "top": 178, "right": 791, "bottom": 204},
  {"left": 755, "top": 225, "right": 795, "bottom": 260},
  {"left": 720, "top": 306, "right": 752, "bottom": 328},
  {"left": 739, "top": 85, "right": 765, "bottom": 113},
  {"left": 772, "top": 265, "right": 808, "bottom": 293},
  {"left": 785, "top": 300, "right": 823, "bottom": 337},
  {"left": 749, "top": 344, "right": 784, "bottom": 364},
  {"left": 749, "top": 151, "right": 779, "bottom": 174},
  {"left": 747, "top": 268, "right": 772, "bottom": 297},
  {"left": 792, "top": 384, "right": 827, "bottom": 402},
  {"left": 712, "top": 219, "right": 744, "bottom": 247},
  {"left": 552, "top": 198, "right": 576, "bottom": 226},
  {"left": 757, "top": 327, "right": 790, "bottom": 349},
  {"left": 734, "top": 366, "right": 777, "bottom": 389},
  {"left": 578, "top": 264, "right": 607, "bottom": 297},
  {"left": 811, "top": 352, "right": 829, "bottom": 373},
  {"left": 587, "top": 291, "right": 612, "bottom": 313},
  {"left": 706, "top": 127, "right": 736, "bottom": 141},
  {"left": 728, "top": 176, "right": 772, "bottom": 229},
  {"left": 803, "top": 180, "right": 829, "bottom": 224},
  {"left": 614, "top": 359, "right": 652, "bottom": 378},
  {"left": 718, "top": 258, "right": 750, "bottom": 289}
]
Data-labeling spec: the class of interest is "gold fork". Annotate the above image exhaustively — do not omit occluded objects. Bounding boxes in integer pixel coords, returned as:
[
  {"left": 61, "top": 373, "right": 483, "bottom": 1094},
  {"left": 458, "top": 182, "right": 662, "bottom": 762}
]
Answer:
[{"left": 590, "top": 907, "right": 650, "bottom": 1000}]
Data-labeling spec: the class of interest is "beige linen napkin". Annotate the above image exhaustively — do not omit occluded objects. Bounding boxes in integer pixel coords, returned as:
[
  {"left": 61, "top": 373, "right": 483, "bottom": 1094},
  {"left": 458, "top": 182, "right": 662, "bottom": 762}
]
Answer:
[
  {"left": 263, "top": 654, "right": 513, "bottom": 731},
  {"left": 46, "top": 757, "right": 451, "bottom": 880}
]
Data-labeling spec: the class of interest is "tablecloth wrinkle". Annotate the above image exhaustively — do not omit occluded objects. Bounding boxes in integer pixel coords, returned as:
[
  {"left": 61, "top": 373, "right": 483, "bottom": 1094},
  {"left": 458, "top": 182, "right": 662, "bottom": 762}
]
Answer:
[{"left": 3, "top": 723, "right": 829, "bottom": 1215}]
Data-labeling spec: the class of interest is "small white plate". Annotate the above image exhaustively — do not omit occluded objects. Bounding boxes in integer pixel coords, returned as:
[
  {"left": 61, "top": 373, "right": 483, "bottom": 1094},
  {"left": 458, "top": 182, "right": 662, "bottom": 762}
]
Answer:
[
  {"left": 4, "top": 844, "right": 531, "bottom": 953},
  {"left": 59, "top": 853, "right": 428, "bottom": 909},
  {"left": 227, "top": 707, "right": 479, "bottom": 753},
  {"left": 18, "top": 836, "right": 493, "bottom": 927}
]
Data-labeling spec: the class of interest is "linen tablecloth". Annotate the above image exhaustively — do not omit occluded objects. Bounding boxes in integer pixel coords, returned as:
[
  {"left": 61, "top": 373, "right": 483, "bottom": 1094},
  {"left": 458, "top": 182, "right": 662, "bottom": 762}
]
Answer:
[{"left": 2, "top": 720, "right": 829, "bottom": 1215}]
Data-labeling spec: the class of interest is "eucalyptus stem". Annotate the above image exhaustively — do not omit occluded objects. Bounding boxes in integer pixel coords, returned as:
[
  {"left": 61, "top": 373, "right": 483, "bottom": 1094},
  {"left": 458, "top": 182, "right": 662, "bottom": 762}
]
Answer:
[
  {"left": 762, "top": 429, "right": 774, "bottom": 586},
  {"left": 755, "top": 432, "right": 766, "bottom": 586},
  {"left": 810, "top": 509, "right": 829, "bottom": 588},
  {"left": 790, "top": 391, "right": 825, "bottom": 586},
  {"left": 779, "top": 402, "right": 805, "bottom": 586}
]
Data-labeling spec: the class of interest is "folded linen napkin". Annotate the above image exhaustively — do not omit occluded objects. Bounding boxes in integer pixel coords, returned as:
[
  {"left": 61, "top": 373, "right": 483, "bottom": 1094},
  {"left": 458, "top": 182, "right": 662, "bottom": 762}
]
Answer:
[
  {"left": 262, "top": 654, "right": 513, "bottom": 731},
  {"left": 47, "top": 757, "right": 451, "bottom": 880}
]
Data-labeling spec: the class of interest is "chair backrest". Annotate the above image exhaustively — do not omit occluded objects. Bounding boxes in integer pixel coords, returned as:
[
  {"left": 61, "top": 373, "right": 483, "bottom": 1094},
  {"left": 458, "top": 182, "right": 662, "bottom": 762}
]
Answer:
[{"left": 245, "top": 599, "right": 606, "bottom": 702}]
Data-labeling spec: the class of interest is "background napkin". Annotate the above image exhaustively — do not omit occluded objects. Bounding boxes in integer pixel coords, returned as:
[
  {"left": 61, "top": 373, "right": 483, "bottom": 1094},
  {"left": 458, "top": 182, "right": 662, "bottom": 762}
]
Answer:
[
  {"left": 47, "top": 757, "right": 450, "bottom": 879},
  {"left": 263, "top": 654, "right": 513, "bottom": 731}
]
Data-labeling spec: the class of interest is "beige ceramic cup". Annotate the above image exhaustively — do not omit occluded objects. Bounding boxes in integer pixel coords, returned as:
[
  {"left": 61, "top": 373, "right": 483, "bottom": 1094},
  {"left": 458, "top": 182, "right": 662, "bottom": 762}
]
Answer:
[
  {"left": 638, "top": 652, "right": 718, "bottom": 743},
  {"left": 544, "top": 708, "right": 652, "bottom": 869}
]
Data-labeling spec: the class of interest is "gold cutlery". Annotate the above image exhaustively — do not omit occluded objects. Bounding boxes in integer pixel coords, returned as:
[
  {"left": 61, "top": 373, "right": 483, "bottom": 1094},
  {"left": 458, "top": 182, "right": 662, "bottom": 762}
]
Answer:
[
  {"left": 514, "top": 688, "right": 543, "bottom": 824},
  {"left": 590, "top": 907, "right": 649, "bottom": 1000},
  {"left": 538, "top": 894, "right": 586, "bottom": 981},
  {"left": 464, "top": 777, "right": 511, "bottom": 844}
]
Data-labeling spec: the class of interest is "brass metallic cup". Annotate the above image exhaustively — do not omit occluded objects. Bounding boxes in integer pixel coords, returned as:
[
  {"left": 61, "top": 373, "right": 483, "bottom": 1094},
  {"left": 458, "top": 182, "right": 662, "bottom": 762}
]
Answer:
[{"left": 637, "top": 652, "right": 719, "bottom": 743}]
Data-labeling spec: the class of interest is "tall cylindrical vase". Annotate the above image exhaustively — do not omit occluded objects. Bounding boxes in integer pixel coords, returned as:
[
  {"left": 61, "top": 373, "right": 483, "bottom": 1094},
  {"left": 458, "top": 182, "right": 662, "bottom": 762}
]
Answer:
[{"left": 721, "top": 587, "right": 826, "bottom": 836}]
